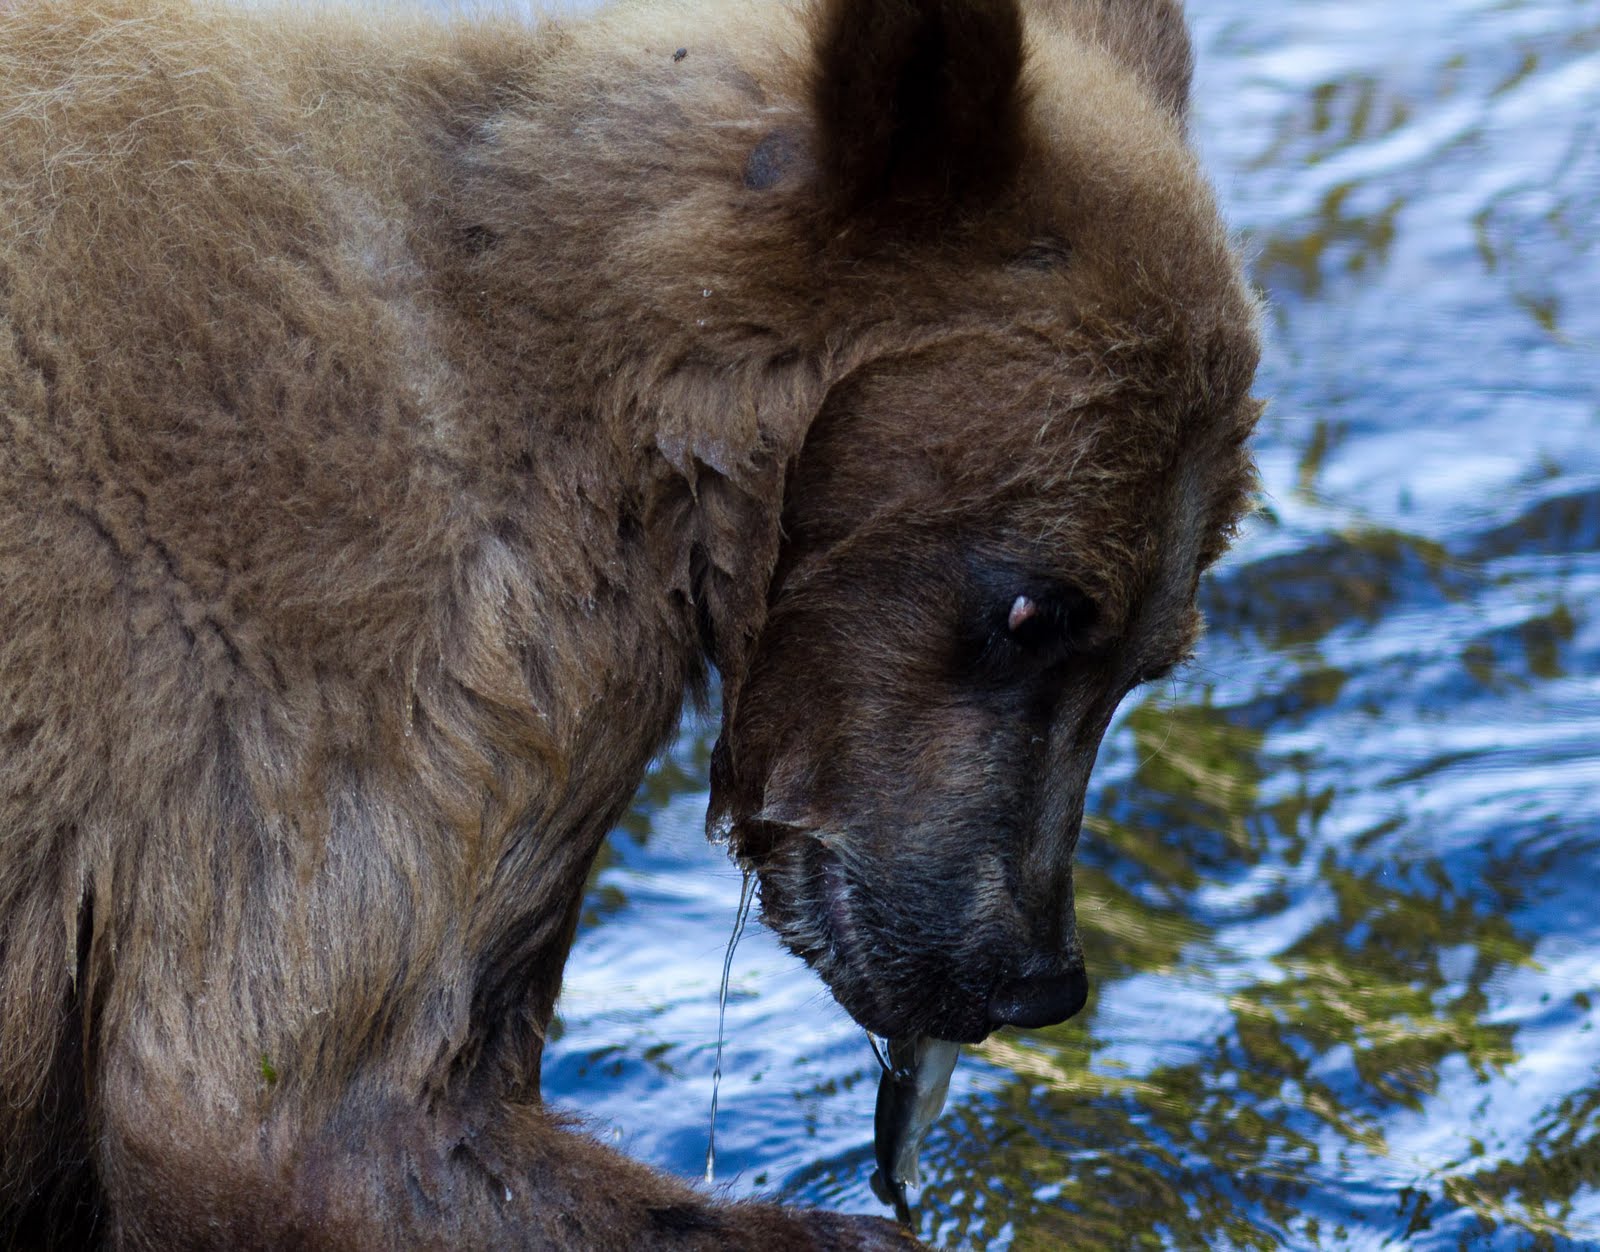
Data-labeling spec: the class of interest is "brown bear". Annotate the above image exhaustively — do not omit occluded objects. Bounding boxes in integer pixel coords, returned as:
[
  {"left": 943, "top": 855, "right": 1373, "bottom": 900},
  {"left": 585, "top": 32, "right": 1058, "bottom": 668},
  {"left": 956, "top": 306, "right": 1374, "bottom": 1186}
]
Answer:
[{"left": 0, "top": 0, "right": 1260, "bottom": 1246}]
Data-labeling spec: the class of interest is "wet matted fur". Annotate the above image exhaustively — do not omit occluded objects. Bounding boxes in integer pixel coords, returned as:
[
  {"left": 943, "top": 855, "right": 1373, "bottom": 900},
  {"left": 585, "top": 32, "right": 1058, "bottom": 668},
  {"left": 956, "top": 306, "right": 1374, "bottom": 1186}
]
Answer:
[{"left": 0, "top": 0, "right": 1259, "bottom": 1246}]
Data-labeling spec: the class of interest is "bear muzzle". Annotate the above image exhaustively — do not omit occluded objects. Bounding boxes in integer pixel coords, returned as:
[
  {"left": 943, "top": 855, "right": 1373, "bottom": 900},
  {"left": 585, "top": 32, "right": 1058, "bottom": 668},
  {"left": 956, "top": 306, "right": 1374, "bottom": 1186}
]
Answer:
[
  {"left": 755, "top": 830, "right": 1089, "bottom": 1042},
  {"left": 987, "top": 964, "right": 1090, "bottom": 1029}
]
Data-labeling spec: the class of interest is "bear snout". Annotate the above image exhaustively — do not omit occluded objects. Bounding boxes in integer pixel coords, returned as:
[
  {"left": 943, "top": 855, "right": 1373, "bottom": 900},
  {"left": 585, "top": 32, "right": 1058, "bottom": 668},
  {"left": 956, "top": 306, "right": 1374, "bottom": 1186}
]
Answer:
[
  {"left": 987, "top": 964, "right": 1090, "bottom": 1030},
  {"left": 762, "top": 832, "right": 1087, "bottom": 1044}
]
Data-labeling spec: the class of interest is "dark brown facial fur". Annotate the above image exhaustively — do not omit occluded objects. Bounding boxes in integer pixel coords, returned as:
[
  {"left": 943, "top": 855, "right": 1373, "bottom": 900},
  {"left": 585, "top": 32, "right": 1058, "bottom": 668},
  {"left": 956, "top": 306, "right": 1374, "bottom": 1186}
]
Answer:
[
  {"left": 713, "top": 342, "right": 1257, "bottom": 1045},
  {"left": 708, "top": 0, "right": 1259, "bottom": 1047},
  {"left": 0, "top": 0, "right": 1257, "bottom": 1246}
]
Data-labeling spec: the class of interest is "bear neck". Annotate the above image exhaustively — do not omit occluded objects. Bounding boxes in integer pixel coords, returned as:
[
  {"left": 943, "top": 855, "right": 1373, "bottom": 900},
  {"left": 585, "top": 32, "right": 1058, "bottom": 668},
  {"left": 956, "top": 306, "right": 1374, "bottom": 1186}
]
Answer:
[{"left": 304, "top": 20, "right": 831, "bottom": 1097}]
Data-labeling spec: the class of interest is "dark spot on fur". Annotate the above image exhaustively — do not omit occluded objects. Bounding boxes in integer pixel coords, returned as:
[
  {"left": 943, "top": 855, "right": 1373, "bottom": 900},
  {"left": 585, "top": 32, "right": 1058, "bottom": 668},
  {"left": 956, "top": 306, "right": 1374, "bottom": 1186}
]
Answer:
[
  {"left": 617, "top": 504, "right": 642, "bottom": 545},
  {"left": 648, "top": 1203, "right": 721, "bottom": 1235},
  {"left": 1012, "top": 238, "right": 1072, "bottom": 271},
  {"left": 743, "top": 130, "right": 802, "bottom": 190},
  {"left": 460, "top": 223, "right": 499, "bottom": 255},
  {"left": 3, "top": 718, "right": 41, "bottom": 747}
]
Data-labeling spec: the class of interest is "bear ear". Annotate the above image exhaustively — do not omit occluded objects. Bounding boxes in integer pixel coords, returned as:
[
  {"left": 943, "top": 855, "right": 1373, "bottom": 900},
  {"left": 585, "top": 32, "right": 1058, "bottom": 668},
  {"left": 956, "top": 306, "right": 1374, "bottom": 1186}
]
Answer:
[
  {"left": 1038, "top": 0, "right": 1193, "bottom": 123},
  {"left": 808, "top": 0, "right": 1028, "bottom": 221}
]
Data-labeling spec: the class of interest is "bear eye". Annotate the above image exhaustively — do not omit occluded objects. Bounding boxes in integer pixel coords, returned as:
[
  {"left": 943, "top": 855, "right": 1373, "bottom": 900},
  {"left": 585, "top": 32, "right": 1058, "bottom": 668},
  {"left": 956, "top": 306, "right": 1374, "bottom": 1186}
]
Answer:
[
  {"left": 1006, "top": 593, "right": 1052, "bottom": 646},
  {"left": 1001, "top": 586, "right": 1094, "bottom": 655},
  {"left": 954, "top": 566, "right": 1099, "bottom": 684}
]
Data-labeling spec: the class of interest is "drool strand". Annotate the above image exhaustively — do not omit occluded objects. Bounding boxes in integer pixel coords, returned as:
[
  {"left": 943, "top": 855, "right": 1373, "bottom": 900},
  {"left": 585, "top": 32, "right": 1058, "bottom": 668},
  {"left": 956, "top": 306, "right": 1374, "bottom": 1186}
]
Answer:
[{"left": 705, "top": 867, "right": 756, "bottom": 1182}]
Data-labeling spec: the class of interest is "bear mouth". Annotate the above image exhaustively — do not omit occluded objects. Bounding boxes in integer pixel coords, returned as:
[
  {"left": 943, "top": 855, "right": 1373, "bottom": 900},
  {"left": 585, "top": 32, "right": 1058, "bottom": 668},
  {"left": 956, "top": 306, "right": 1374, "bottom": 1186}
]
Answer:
[{"left": 751, "top": 829, "right": 996, "bottom": 1045}]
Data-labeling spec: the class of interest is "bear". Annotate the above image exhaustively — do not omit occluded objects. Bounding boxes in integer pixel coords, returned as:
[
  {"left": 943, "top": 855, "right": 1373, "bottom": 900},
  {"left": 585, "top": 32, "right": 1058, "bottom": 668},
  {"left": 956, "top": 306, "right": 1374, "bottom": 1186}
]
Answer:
[{"left": 0, "top": 0, "right": 1261, "bottom": 1246}]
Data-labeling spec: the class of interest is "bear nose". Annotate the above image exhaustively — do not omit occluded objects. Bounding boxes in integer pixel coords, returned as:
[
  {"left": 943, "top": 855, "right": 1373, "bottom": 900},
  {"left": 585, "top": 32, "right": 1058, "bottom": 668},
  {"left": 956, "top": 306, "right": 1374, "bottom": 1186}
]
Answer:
[{"left": 987, "top": 966, "right": 1089, "bottom": 1029}]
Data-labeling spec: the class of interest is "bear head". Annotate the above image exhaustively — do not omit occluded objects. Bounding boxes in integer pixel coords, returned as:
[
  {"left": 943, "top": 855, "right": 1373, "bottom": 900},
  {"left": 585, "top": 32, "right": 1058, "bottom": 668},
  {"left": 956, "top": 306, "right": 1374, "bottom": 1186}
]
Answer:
[{"left": 691, "top": 0, "right": 1262, "bottom": 1046}]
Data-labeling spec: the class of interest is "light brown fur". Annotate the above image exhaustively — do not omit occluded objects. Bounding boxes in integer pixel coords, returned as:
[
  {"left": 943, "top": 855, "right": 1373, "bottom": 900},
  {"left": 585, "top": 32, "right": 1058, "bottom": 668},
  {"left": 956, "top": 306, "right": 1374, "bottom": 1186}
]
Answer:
[{"left": 0, "top": 0, "right": 1259, "bottom": 1246}]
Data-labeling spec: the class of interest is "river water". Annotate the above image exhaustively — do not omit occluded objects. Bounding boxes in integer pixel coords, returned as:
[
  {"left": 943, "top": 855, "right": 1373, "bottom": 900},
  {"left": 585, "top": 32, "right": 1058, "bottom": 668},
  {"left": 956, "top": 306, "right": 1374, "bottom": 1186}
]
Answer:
[{"left": 544, "top": 1, "right": 1600, "bottom": 1247}]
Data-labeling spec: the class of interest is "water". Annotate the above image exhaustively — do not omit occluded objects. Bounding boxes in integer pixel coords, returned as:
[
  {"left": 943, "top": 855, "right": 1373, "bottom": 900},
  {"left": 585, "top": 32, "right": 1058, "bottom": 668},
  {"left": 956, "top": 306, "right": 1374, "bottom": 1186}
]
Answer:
[
  {"left": 705, "top": 869, "right": 755, "bottom": 1183},
  {"left": 543, "top": 1, "right": 1600, "bottom": 1246}
]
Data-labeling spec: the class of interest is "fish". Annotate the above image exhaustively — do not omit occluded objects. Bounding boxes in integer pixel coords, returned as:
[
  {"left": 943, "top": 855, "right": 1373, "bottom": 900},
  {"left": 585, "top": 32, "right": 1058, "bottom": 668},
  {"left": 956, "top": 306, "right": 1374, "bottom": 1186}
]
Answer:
[{"left": 869, "top": 1036, "right": 961, "bottom": 1225}]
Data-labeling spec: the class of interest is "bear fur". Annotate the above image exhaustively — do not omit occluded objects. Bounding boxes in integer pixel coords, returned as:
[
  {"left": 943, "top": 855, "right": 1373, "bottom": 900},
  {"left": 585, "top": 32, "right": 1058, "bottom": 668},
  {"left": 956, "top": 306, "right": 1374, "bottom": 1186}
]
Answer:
[{"left": 0, "top": 0, "right": 1260, "bottom": 1245}]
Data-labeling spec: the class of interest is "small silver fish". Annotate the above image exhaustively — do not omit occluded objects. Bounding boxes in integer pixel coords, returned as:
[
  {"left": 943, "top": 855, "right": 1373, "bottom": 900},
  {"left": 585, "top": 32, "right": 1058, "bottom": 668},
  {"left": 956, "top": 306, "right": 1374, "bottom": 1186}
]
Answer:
[{"left": 869, "top": 1036, "right": 960, "bottom": 1225}]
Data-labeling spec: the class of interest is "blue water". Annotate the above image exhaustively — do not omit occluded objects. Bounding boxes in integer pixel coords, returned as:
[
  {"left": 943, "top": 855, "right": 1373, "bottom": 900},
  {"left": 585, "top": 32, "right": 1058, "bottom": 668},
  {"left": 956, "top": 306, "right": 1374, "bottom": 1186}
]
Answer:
[{"left": 544, "top": 2, "right": 1600, "bottom": 1246}]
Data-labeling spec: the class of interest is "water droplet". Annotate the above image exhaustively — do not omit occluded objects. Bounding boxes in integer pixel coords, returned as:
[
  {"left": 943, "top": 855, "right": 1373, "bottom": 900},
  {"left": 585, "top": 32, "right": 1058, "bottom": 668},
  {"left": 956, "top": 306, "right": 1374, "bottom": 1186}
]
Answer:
[{"left": 705, "top": 868, "right": 756, "bottom": 1183}]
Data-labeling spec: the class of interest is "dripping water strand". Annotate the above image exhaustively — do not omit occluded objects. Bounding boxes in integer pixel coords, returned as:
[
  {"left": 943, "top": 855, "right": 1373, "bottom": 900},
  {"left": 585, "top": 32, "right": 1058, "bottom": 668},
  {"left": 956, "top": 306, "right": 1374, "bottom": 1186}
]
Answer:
[{"left": 705, "top": 867, "right": 756, "bottom": 1183}]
